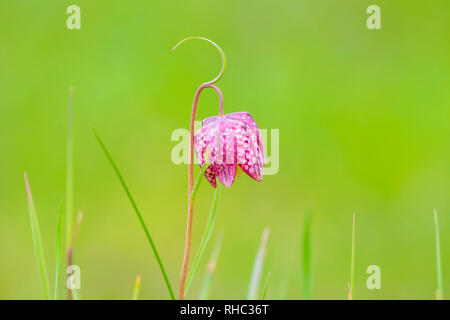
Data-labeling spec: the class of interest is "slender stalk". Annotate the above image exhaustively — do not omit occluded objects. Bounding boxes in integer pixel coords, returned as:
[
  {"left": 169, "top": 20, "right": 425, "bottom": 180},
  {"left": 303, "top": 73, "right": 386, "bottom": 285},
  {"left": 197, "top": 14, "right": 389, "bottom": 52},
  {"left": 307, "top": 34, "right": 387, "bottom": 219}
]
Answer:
[
  {"left": 198, "top": 232, "right": 224, "bottom": 300},
  {"left": 261, "top": 272, "right": 272, "bottom": 300},
  {"left": 349, "top": 213, "right": 356, "bottom": 300},
  {"left": 301, "top": 211, "right": 312, "bottom": 300},
  {"left": 92, "top": 129, "right": 175, "bottom": 300},
  {"left": 173, "top": 37, "right": 227, "bottom": 300},
  {"left": 54, "top": 200, "right": 64, "bottom": 300},
  {"left": 24, "top": 173, "right": 51, "bottom": 300},
  {"left": 172, "top": 37, "right": 227, "bottom": 300},
  {"left": 67, "top": 210, "right": 83, "bottom": 300},
  {"left": 434, "top": 210, "right": 444, "bottom": 300},
  {"left": 185, "top": 184, "right": 221, "bottom": 296},
  {"left": 178, "top": 83, "right": 223, "bottom": 300},
  {"left": 247, "top": 227, "right": 270, "bottom": 300},
  {"left": 65, "top": 86, "right": 74, "bottom": 250},
  {"left": 132, "top": 274, "right": 142, "bottom": 300}
]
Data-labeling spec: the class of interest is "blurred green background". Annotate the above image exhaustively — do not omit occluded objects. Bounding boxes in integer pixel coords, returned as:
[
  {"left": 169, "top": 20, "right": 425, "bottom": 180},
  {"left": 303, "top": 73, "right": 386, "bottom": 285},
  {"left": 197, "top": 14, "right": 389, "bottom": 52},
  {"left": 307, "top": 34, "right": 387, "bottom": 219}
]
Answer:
[{"left": 0, "top": 0, "right": 449, "bottom": 300}]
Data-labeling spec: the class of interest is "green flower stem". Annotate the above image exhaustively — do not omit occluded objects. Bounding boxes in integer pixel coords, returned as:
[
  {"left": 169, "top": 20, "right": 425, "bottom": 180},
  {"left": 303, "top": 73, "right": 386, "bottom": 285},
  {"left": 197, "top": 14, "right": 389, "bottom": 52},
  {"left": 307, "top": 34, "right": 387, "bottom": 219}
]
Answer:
[{"left": 185, "top": 183, "right": 221, "bottom": 296}]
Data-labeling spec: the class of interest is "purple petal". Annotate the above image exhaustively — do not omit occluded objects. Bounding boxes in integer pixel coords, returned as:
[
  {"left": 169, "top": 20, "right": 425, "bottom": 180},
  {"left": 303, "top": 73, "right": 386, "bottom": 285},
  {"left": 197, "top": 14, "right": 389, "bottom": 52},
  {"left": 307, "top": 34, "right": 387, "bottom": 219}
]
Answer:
[
  {"left": 239, "top": 163, "right": 263, "bottom": 181},
  {"left": 225, "top": 112, "right": 265, "bottom": 166},
  {"left": 204, "top": 165, "right": 217, "bottom": 188},
  {"left": 202, "top": 115, "right": 219, "bottom": 127},
  {"left": 193, "top": 111, "right": 265, "bottom": 188},
  {"left": 230, "top": 121, "right": 263, "bottom": 182},
  {"left": 214, "top": 164, "right": 236, "bottom": 188}
]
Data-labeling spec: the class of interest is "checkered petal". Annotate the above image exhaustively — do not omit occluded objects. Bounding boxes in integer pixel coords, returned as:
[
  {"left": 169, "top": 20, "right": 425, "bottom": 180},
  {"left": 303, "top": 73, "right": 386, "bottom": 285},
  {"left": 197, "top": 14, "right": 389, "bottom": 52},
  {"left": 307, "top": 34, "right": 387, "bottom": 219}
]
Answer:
[
  {"left": 194, "top": 111, "right": 264, "bottom": 187},
  {"left": 225, "top": 112, "right": 265, "bottom": 166}
]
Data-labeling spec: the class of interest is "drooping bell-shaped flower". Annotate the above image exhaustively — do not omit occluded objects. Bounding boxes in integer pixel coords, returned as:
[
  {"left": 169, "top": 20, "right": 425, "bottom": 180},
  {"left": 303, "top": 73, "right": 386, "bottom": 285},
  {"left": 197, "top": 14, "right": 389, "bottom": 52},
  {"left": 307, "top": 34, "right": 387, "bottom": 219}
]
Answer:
[
  {"left": 194, "top": 112, "right": 265, "bottom": 188},
  {"left": 174, "top": 36, "right": 268, "bottom": 300}
]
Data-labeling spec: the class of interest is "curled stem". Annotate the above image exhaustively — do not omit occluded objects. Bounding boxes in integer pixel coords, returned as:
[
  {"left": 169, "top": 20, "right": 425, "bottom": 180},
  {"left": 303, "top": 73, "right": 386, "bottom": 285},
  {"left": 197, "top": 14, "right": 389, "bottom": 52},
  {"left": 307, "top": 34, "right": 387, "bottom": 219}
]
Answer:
[
  {"left": 175, "top": 37, "right": 226, "bottom": 300},
  {"left": 172, "top": 37, "right": 227, "bottom": 85}
]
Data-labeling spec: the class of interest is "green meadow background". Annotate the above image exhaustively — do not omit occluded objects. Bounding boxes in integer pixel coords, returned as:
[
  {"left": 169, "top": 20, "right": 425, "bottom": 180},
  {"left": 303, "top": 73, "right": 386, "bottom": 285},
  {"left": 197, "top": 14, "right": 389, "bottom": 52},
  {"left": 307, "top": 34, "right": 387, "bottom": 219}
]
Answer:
[{"left": 0, "top": 1, "right": 449, "bottom": 299}]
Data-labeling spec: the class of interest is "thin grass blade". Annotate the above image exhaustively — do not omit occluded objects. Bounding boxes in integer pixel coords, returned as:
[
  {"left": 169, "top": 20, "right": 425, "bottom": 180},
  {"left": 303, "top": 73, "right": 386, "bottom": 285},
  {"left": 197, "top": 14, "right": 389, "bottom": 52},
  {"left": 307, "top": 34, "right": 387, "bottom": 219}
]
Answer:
[
  {"left": 185, "top": 183, "right": 221, "bottom": 296},
  {"left": 261, "top": 272, "right": 272, "bottom": 300},
  {"left": 349, "top": 213, "right": 356, "bottom": 300},
  {"left": 65, "top": 86, "right": 74, "bottom": 250},
  {"left": 24, "top": 173, "right": 51, "bottom": 300},
  {"left": 132, "top": 274, "right": 142, "bottom": 300},
  {"left": 190, "top": 164, "right": 209, "bottom": 201},
  {"left": 198, "top": 232, "right": 224, "bottom": 300},
  {"left": 54, "top": 200, "right": 64, "bottom": 300},
  {"left": 92, "top": 128, "right": 175, "bottom": 300},
  {"left": 247, "top": 227, "right": 270, "bottom": 300},
  {"left": 301, "top": 210, "right": 312, "bottom": 300},
  {"left": 434, "top": 210, "right": 444, "bottom": 300}
]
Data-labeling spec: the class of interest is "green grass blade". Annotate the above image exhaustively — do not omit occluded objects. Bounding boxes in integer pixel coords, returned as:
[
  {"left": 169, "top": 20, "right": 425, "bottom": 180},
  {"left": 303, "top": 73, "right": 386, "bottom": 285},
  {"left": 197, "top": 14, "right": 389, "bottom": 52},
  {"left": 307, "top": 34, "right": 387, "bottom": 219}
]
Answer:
[
  {"left": 185, "top": 183, "right": 221, "bottom": 296},
  {"left": 198, "top": 232, "right": 224, "bottom": 300},
  {"left": 65, "top": 86, "right": 74, "bottom": 250},
  {"left": 247, "top": 227, "right": 270, "bottom": 300},
  {"left": 301, "top": 211, "right": 312, "bottom": 300},
  {"left": 91, "top": 128, "right": 175, "bottom": 300},
  {"left": 434, "top": 210, "right": 444, "bottom": 300},
  {"left": 132, "top": 274, "right": 142, "bottom": 300},
  {"left": 190, "top": 164, "right": 209, "bottom": 201},
  {"left": 24, "top": 172, "right": 51, "bottom": 300},
  {"left": 54, "top": 200, "right": 64, "bottom": 300},
  {"left": 261, "top": 272, "right": 272, "bottom": 300},
  {"left": 349, "top": 213, "right": 356, "bottom": 300}
]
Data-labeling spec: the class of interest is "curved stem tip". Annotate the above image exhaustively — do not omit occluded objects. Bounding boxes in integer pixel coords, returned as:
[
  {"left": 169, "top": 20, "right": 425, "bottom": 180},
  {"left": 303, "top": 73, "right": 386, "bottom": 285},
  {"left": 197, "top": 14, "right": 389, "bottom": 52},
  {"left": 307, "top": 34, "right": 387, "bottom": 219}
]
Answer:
[{"left": 172, "top": 37, "right": 227, "bottom": 85}]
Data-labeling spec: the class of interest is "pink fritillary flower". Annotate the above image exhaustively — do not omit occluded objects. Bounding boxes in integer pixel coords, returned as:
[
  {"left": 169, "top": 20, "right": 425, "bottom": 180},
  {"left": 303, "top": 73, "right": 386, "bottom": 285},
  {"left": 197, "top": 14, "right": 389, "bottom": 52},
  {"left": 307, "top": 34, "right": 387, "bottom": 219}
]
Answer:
[
  {"left": 194, "top": 110, "right": 265, "bottom": 188},
  {"left": 174, "top": 36, "right": 266, "bottom": 300}
]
